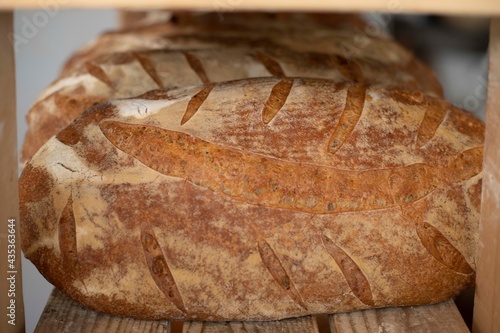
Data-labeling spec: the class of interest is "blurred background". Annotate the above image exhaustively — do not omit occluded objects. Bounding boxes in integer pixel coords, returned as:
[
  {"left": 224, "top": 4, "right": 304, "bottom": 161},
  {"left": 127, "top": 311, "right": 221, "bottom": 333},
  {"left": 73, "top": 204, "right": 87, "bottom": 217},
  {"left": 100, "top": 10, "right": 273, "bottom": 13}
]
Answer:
[{"left": 14, "top": 10, "right": 490, "bottom": 333}]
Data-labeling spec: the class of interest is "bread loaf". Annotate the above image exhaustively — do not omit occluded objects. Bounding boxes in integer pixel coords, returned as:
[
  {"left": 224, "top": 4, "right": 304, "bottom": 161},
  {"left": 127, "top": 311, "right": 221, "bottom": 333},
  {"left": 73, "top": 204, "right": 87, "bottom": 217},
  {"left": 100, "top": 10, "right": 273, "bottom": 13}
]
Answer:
[
  {"left": 20, "top": 77, "right": 483, "bottom": 321},
  {"left": 21, "top": 45, "right": 442, "bottom": 164},
  {"left": 62, "top": 12, "right": 372, "bottom": 72},
  {"left": 118, "top": 11, "right": 368, "bottom": 31},
  {"left": 59, "top": 19, "right": 426, "bottom": 79}
]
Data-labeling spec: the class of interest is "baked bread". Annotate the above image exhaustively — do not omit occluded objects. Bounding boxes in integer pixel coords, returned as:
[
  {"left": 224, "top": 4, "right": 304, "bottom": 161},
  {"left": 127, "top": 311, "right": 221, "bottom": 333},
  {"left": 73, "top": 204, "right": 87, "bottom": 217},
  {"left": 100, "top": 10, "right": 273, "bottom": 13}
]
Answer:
[
  {"left": 118, "top": 11, "right": 368, "bottom": 31},
  {"left": 59, "top": 16, "right": 427, "bottom": 79},
  {"left": 21, "top": 45, "right": 442, "bottom": 164},
  {"left": 22, "top": 11, "right": 441, "bottom": 163},
  {"left": 20, "top": 77, "right": 483, "bottom": 321},
  {"left": 64, "top": 11, "right": 372, "bottom": 73}
]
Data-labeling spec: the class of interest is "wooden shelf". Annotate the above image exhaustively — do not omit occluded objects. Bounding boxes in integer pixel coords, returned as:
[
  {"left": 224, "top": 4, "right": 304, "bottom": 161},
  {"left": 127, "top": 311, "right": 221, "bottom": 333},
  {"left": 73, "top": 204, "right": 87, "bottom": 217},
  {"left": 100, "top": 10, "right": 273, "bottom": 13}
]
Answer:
[
  {"left": 34, "top": 288, "right": 470, "bottom": 333},
  {"left": 0, "top": 0, "right": 498, "bottom": 15},
  {"left": 472, "top": 18, "right": 500, "bottom": 333}
]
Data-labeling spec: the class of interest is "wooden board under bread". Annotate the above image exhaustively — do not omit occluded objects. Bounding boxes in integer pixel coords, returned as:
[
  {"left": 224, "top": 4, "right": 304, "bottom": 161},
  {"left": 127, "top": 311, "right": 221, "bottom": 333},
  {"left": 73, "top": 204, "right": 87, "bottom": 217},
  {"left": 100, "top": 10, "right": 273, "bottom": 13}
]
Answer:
[
  {"left": 34, "top": 288, "right": 470, "bottom": 333},
  {"left": 2, "top": 0, "right": 500, "bottom": 16}
]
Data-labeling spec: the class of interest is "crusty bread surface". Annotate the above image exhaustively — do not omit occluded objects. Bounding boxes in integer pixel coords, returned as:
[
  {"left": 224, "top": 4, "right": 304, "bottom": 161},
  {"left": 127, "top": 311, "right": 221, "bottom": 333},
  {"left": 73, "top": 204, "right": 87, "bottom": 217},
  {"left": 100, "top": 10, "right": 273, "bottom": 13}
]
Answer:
[
  {"left": 21, "top": 44, "right": 442, "bottom": 164},
  {"left": 20, "top": 77, "right": 483, "bottom": 320}
]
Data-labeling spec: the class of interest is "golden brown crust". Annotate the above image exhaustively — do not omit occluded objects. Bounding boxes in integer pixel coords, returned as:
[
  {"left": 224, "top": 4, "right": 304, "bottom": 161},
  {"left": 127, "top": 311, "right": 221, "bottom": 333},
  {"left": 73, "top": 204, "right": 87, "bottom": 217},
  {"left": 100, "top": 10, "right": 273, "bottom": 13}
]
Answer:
[
  {"left": 118, "top": 11, "right": 368, "bottom": 31},
  {"left": 21, "top": 12, "right": 442, "bottom": 166},
  {"left": 21, "top": 43, "right": 442, "bottom": 164},
  {"left": 20, "top": 78, "right": 483, "bottom": 321}
]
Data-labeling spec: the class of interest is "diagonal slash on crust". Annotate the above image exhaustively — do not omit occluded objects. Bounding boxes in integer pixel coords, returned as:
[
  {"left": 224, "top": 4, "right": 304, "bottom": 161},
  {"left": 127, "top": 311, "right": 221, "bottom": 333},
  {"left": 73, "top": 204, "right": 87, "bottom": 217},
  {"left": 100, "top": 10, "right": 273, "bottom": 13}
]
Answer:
[{"left": 140, "top": 223, "right": 187, "bottom": 313}]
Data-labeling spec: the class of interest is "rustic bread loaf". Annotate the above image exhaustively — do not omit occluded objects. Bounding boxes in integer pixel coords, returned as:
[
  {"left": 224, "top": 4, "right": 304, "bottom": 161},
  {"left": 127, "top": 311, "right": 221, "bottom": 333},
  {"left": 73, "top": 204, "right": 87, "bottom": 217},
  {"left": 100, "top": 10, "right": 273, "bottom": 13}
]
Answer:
[
  {"left": 20, "top": 77, "right": 483, "bottom": 321},
  {"left": 118, "top": 11, "right": 368, "bottom": 31},
  {"left": 21, "top": 44, "right": 442, "bottom": 164},
  {"left": 65, "top": 11, "right": 370, "bottom": 73},
  {"left": 59, "top": 20, "right": 426, "bottom": 78}
]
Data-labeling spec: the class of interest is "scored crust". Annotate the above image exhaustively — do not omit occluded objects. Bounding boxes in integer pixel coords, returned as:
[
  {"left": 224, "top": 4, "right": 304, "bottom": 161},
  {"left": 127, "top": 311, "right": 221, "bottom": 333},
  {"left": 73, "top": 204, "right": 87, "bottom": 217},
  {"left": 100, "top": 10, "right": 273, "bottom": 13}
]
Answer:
[
  {"left": 20, "top": 77, "right": 483, "bottom": 321},
  {"left": 21, "top": 43, "right": 442, "bottom": 164}
]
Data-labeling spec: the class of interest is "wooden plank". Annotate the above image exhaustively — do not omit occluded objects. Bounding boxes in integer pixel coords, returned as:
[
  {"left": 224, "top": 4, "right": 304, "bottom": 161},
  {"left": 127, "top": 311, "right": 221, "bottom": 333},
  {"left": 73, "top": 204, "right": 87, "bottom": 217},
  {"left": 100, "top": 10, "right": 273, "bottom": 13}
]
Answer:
[
  {"left": 35, "top": 288, "right": 170, "bottom": 333},
  {"left": 183, "top": 316, "right": 318, "bottom": 333},
  {"left": 472, "top": 17, "right": 500, "bottom": 333},
  {"left": 329, "top": 299, "right": 470, "bottom": 333},
  {"left": 0, "top": 11, "right": 26, "bottom": 333},
  {"left": 35, "top": 288, "right": 319, "bottom": 333},
  {"left": 0, "top": 0, "right": 499, "bottom": 15},
  {"left": 37, "top": 288, "right": 472, "bottom": 333}
]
